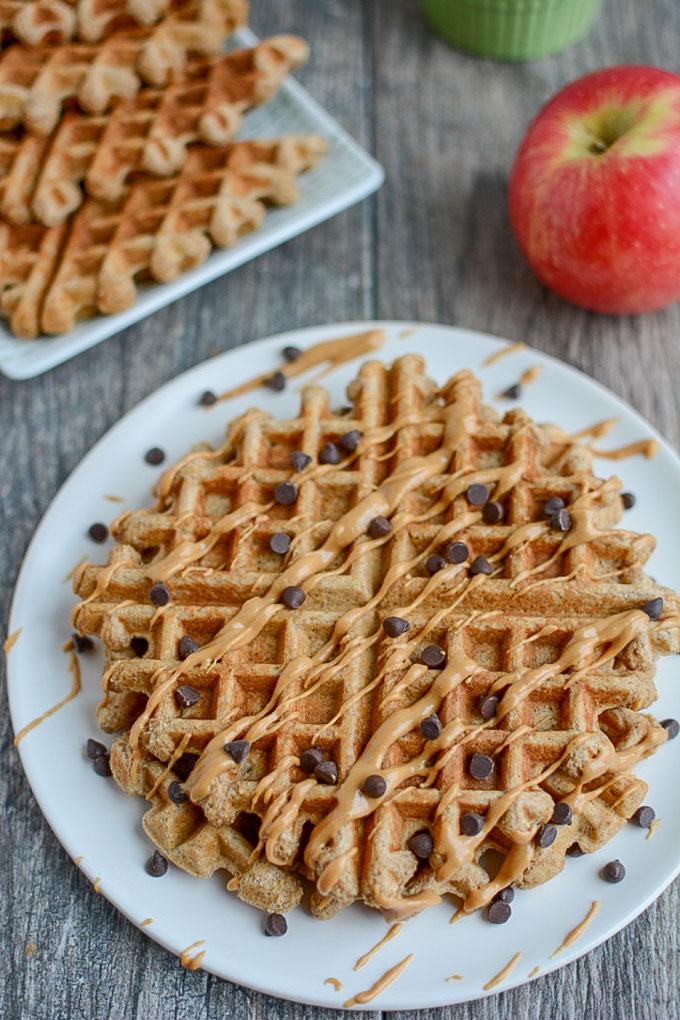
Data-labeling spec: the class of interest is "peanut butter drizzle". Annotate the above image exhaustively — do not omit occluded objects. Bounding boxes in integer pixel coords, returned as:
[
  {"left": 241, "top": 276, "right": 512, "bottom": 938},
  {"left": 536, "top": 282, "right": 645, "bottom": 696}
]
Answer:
[
  {"left": 343, "top": 953, "right": 414, "bottom": 1008},
  {"left": 13, "top": 644, "right": 81, "bottom": 746},
  {"left": 317, "top": 847, "right": 357, "bottom": 897},
  {"left": 445, "top": 973, "right": 463, "bottom": 981},
  {"left": 103, "top": 494, "right": 125, "bottom": 503},
  {"left": 571, "top": 417, "right": 619, "bottom": 442},
  {"left": 482, "top": 342, "right": 526, "bottom": 367},
  {"left": 646, "top": 818, "right": 662, "bottom": 840},
  {"left": 353, "top": 922, "right": 403, "bottom": 971},
  {"left": 63, "top": 555, "right": 87, "bottom": 583},
  {"left": 519, "top": 365, "right": 542, "bottom": 387},
  {"left": 140, "top": 918, "right": 153, "bottom": 927},
  {"left": 550, "top": 900, "right": 599, "bottom": 958},
  {"left": 3, "top": 627, "right": 22, "bottom": 653},
  {"left": 74, "top": 856, "right": 83, "bottom": 865},
  {"left": 93, "top": 877, "right": 101, "bottom": 893},
  {"left": 527, "top": 965, "right": 541, "bottom": 979},
  {"left": 324, "top": 977, "right": 342, "bottom": 991},
  {"left": 180, "top": 940, "right": 206, "bottom": 971},
  {"left": 483, "top": 950, "right": 522, "bottom": 991},
  {"left": 216, "top": 329, "right": 386, "bottom": 402},
  {"left": 590, "top": 438, "right": 660, "bottom": 461}
]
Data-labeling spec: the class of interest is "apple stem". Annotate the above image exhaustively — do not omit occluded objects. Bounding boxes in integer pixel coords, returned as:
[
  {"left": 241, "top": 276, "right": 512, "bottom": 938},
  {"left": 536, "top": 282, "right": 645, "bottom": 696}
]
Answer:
[{"left": 589, "top": 139, "right": 608, "bottom": 155}]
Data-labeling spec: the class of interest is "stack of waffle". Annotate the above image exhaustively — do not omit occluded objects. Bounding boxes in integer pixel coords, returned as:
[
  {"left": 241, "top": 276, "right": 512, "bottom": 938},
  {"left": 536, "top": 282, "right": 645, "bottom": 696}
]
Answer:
[
  {"left": 72, "top": 356, "right": 680, "bottom": 921},
  {"left": 0, "top": 1, "right": 326, "bottom": 338}
]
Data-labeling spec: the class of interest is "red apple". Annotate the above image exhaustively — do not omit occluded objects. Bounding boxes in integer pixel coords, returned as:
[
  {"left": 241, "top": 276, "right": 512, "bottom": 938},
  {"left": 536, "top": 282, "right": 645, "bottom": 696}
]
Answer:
[{"left": 509, "top": 66, "right": 680, "bottom": 315}]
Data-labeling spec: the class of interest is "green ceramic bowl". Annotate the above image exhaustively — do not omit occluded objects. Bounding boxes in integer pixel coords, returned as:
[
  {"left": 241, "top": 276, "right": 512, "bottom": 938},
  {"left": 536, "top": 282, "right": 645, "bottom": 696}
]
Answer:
[{"left": 422, "top": 0, "right": 601, "bottom": 60}]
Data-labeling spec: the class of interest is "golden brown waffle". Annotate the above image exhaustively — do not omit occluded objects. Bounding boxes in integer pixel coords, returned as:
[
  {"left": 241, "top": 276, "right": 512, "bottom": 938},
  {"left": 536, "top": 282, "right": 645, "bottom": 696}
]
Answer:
[
  {"left": 0, "top": 135, "right": 326, "bottom": 337},
  {"left": 72, "top": 355, "right": 680, "bottom": 922},
  {"left": 0, "top": 0, "right": 248, "bottom": 134},
  {"left": 0, "top": 0, "right": 196, "bottom": 46},
  {"left": 0, "top": 37, "right": 309, "bottom": 227}
]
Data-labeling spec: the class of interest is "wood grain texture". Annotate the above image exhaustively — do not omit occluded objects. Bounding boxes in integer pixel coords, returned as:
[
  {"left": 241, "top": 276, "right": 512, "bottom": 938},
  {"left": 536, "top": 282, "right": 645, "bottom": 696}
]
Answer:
[{"left": 1, "top": 1, "right": 679, "bottom": 1017}]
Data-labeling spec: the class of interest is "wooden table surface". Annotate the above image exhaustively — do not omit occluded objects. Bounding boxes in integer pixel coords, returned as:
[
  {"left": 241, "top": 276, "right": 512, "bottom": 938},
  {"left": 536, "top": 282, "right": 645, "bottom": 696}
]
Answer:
[{"left": 3, "top": 1, "right": 680, "bottom": 1017}]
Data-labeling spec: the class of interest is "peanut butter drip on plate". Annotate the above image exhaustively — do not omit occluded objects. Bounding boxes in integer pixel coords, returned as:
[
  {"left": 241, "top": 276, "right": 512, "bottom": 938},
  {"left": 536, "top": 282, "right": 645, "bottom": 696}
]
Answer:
[
  {"left": 527, "top": 965, "right": 541, "bottom": 979},
  {"left": 324, "top": 977, "right": 342, "bottom": 991},
  {"left": 519, "top": 365, "right": 542, "bottom": 388},
  {"left": 180, "top": 940, "right": 206, "bottom": 971},
  {"left": 343, "top": 953, "right": 414, "bottom": 1008},
  {"left": 353, "top": 923, "right": 403, "bottom": 971},
  {"left": 549, "top": 900, "right": 599, "bottom": 958},
  {"left": 482, "top": 342, "right": 526, "bottom": 367},
  {"left": 13, "top": 643, "right": 81, "bottom": 746},
  {"left": 483, "top": 950, "right": 522, "bottom": 991},
  {"left": 646, "top": 818, "right": 662, "bottom": 840},
  {"left": 3, "top": 627, "right": 22, "bottom": 653},
  {"left": 590, "top": 438, "right": 660, "bottom": 461},
  {"left": 216, "top": 329, "right": 386, "bottom": 402}
]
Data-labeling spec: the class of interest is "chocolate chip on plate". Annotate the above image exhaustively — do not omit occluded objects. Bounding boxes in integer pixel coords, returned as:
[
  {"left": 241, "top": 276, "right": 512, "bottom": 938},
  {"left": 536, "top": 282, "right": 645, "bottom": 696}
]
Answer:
[
  {"left": 487, "top": 901, "right": 511, "bottom": 924},
  {"left": 92, "top": 754, "right": 112, "bottom": 777},
  {"left": 168, "top": 781, "right": 187, "bottom": 805},
  {"left": 494, "top": 886, "right": 515, "bottom": 904},
  {"left": 551, "top": 508, "right": 572, "bottom": 532},
  {"left": 468, "top": 752, "right": 494, "bottom": 780},
  {"left": 444, "top": 541, "right": 468, "bottom": 564},
  {"left": 178, "top": 635, "right": 199, "bottom": 661},
  {"left": 86, "top": 738, "right": 107, "bottom": 760},
  {"left": 461, "top": 811, "right": 484, "bottom": 836},
  {"left": 600, "top": 859, "right": 626, "bottom": 883},
  {"left": 300, "top": 747, "right": 325, "bottom": 773},
  {"left": 282, "top": 345, "right": 302, "bottom": 363},
  {"left": 482, "top": 501, "right": 504, "bottom": 524},
  {"left": 314, "top": 760, "right": 338, "bottom": 785},
  {"left": 479, "top": 694, "right": 499, "bottom": 720},
  {"left": 264, "top": 912, "right": 288, "bottom": 936},
  {"left": 641, "top": 597, "right": 663, "bottom": 621},
  {"left": 290, "top": 452, "right": 311, "bottom": 472},
  {"left": 633, "top": 805, "right": 655, "bottom": 828},
  {"left": 421, "top": 644, "right": 446, "bottom": 668},
  {"left": 281, "top": 585, "right": 305, "bottom": 609},
  {"left": 339, "top": 430, "right": 362, "bottom": 453},
  {"left": 383, "top": 616, "right": 410, "bottom": 638},
  {"left": 319, "top": 442, "right": 341, "bottom": 465},
  {"left": 144, "top": 447, "right": 165, "bottom": 466},
  {"left": 662, "top": 718, "right": 680, "bottom": 740},
  {"left": 543, "top": 496, "right": 565, "bottom": 517},
  {"left": 145, "top": 850, "right": 168, "bottom": 877},
  {"left": 274, "top": 481, "right": 297, "bottom": 505},
  {"left": 198, "top": 389, "right": 217, "bottom": 407},
  {"left": 150, "top": 581, "right": 171, "bottom": 606},
  {"left": 621, "top": 491, "right": 636, "bottom": 510},
  {"left": 469, "top": 555, "right": 493, "bottom": 576},
  {"left": 173, "top": 753, "right": 199, "bottom": 782},
  {"left": 420, "top": 714, "right": 442, "bottom": 740},
  {"left": 264, "top": 371, "right": 286, "bottom": 392},
  {"left": 426, "top": 553, "right": 447, "bottom": 576},
  {"left": 466, "top": 483, "right": 489, "bottom": 506},
  {"left": 407, "top": 831, "right": 433, "bottom": 860},
  {"left": 175, "top": 684, "right": 200, "bottom": 709},
  {"left": 362, "top": 774, "right": 387, "bottom": 798},
  {"left": 88, "top": 522, "right": 108, "bottom": 543},
  {"left": 536, "top": 823, "right": 557, "bottom": 849},
  {"left": 130, "top": 635, "right": 149, "bottom": 657},
  {"left": 269, "top": 532, "right": 291, "bottom": 555},
  {"left": 72, "top": 632, "right": 93, "bottom": 653},
  {"left": 225, "top": 740, "right": 250, "bottom": 764},
  {"left": 367, "top": 516, "right": 392, "bottom": 539},
  {"left": 551, "top": 802, "right": 573, "bottom": 826},
  {"left": 566, "top": 842, "right": 585, "bottom": 857},
  {"left": 501, "top": 383, "right": 521, "bottom": 400}
]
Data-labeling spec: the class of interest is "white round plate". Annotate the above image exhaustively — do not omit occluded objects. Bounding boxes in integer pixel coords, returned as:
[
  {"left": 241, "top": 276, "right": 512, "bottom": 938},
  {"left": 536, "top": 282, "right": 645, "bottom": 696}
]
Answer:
[{"left": 8, "top": 321, "right": 680, "bottom": 1011}]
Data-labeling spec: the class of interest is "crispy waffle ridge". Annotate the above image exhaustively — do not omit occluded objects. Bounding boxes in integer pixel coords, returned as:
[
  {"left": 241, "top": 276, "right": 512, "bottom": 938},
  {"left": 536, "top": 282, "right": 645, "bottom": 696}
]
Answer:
[
  {"left": 72, "top": 356, "right": 680, "bottom": 921},
  {"left": 0, "top": 36, "right": 310, "bottom": 227},
  {"left": 0, "top": 0, "right": 248, "bottom": 134},
  {"left": 0, "top": 134, "right": 326, "bottom": 337}
]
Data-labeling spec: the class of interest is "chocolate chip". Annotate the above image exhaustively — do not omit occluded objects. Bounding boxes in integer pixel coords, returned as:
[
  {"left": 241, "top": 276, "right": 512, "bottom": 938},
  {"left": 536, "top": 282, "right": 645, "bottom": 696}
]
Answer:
[
  {"left": 264, "top": 371, "right": 286, "bottom": 392},
  {"left": 88, "top": 522, "right": 108, "bottom": 543},
  {"left": 175, "top": 684, "right": 200, "bottom": 709},
  {"left": 482, "top": 501, "right": 504, "bottom": 524},
  {"left": 282, "top": 345, "right": 302, "bottom": 363},
  {"left": 362, "top": 774, "right": 387, "bottom": 798},
  {"left": 536, "top": 823, "right": 557, "bottom": 848},
  {"left": 421, "top": 644, "right": 446, "bottom": 668},
  {"left": 225, "top": 740, "right": 250, "bottom": 764},
  {"left": 466, "top": 483, "right": 489, "bottom": 506},
  {"left": 543, "top": 496, "right": 565, "bottom": 517},
  {"left": 319, "top": 442, "right": 341, "bottom": 465},
  {"left": 461, "top": 811, "right": 484, "bottom": 836},
  {"left": 426, "top": 553, "right": 447, "bottom": 575},
  {"left": 130, "top": 636, "right": 148, "bottom": 657},
  {"left": 494, "top": 886, "right": 515, "bottom": 904},
  {"left": 487, "top": 901, "right": 511, "bottom": 924},
  {"left": 621, "top": 491, "right": 636, "bottom": 510},
  {"left": 86, "top": 738, "right": 107, "bottom": 760},
  {"left": 444, "top": 541, "right": 468, "bottom": 564},
  {"left": 551, "top": 802, "right": 573, "bottom": 826},
  {"left": 168, "top": 781, "right": 187, "bottom": 804},
  {"left": 314, "top": 760, "right": 338, "bottom": 785},
  {"left": 269, "top": 532, "right": 291, "bottom": 555},
  {"left": 633, "top": 805, "right": 655, "bottom": 828},
  {"left": 264, "top": 912, "right": 288, "bottom": 936},
  {"left": 173, "top": 753, "right": 199, "bottom": 782},
  {"left": 178, "top": 635, "right": 199, "bottom": 661},
  {"left": 368, "top": 516, "right": 392, "bottom": 539},
  {"left": 641, "top": 597, "right": 663, "bottom": 621},
  {"left": 274, "top": 481, "right": 297, "bottom": 505},
  {"left": 600, "top": 859, "right": 625, "bottom": 883},
  {"left": 150, "top": 582, "right": 170, "bottom": 606},
  {"left": 383, "top": 616, "right": 410, "bottom": 638},
  {"left": 281, "top": 585, "right": 305, "bottom": 609},
  {"left": 469, "top": 555, "right": 492, "bottom": 576},
  {"left": 662, "top": 718, "right": 679, "bottom": 740},
  {"left": 144, "top": 447, "right": 165, "bottom": 466},
  {"left": 92, "top": 754, "right": 111, "bottom": 777},
  {"left": 145, "top": 850, "right": 168, "bottom": 877},
  {"left": 300, "top": 747, "right": 325, "bottom": 773},
  {"left": 198, "top": 389, "right": 217, "bottom": 407},
  {"left": 420, "top": 714, "right": 443, "bottom": 740},
  {"left": 72, "top": 632, "right": 93, "bottom": 653},
  {"left": 290, "top": 452, "right": 311, "bottom": 472},
  {"left": 469, "top": 752, "right": 494, "bottom": 780},
  {"left": 566, "top": 842, "right": 585, "bottom": 857},
  {"left": 501, "top": 383, "right": 521, "bottom": 400},
  {"left": 339, "top": 430, "right": 362, "bottom": 453},
  {"left": 551, "top": 508, "right": 572, "bottom": 532},
  {"left": 407, "top": 831, "right": 433, "bottom": 859},
  {"left": 479, "top": 694, "right": 499, "bottom": 720}
]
